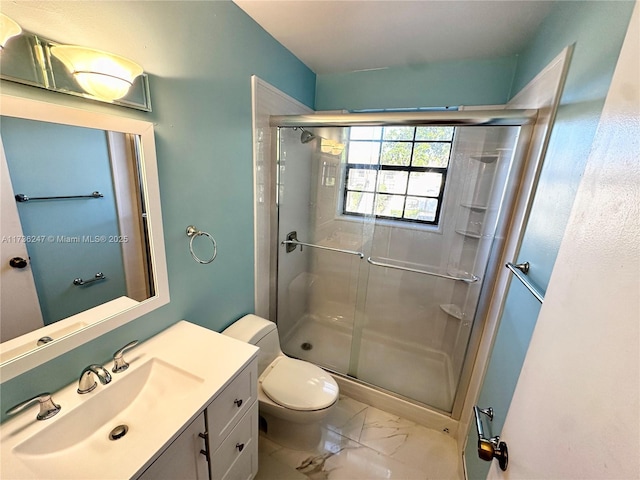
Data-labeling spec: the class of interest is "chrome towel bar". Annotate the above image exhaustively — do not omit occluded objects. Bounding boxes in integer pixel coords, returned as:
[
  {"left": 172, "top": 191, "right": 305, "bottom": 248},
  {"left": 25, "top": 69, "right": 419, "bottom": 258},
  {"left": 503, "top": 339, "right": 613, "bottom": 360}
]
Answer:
[
  {"left": 282, "top": 231, "right": 364, "bottom": 258},
  {"left": 281, "top": 230, "right": 480, "bottom": 283},
  {"left": 473, "top": 405, "right": 508, "bottom": 471},
  {"left": 73, "top": 272, "right": 106, "bottom": 286},
  {"left": 505, "top": 262, "right": 544, "bottom": 303},
  {"left": 15, "top": 191, "right": 104, "bottom": 202},
  {"left": 367, "top": 257, "right": 479, "bottom": 283}
]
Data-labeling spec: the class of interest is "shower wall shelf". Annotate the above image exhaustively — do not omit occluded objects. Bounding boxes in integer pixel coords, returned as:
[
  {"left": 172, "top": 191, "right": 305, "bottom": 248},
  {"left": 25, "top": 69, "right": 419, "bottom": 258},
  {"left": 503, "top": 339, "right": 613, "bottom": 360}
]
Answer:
[
  {"left": 460, "top": 203, "right": 487, "bottom": 212},
  {"left": 447, "top": 268, "right": 479, "bottom": 283},
  {"left": 455, "top": 229, "right": 483, "bottom": 239},
  {"left": 440, "top": 304, "right": 465, "bottom": 321},
  {"left": 470, "top": 154, "right": 499, "bottom": 163}
]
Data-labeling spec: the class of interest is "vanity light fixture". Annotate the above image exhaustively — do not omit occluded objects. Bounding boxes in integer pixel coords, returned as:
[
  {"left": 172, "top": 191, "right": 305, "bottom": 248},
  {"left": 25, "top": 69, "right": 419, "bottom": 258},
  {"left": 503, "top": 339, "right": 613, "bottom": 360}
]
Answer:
[
  {"left": 0, "top": 20, "right": 150, "bottom": 110},
  {"left": 0, "top": 14, "right": 22, "bottom": 49},
  {"left": 50, "top": 45, "right": 143, "bottom": 101}
]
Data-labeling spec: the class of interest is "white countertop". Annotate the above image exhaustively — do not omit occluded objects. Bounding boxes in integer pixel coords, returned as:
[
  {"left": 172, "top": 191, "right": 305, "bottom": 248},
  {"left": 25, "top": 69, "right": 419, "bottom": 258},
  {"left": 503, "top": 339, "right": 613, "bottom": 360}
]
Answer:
[{"left": 0, "top": 320, "right": 258, "bottom": 479}]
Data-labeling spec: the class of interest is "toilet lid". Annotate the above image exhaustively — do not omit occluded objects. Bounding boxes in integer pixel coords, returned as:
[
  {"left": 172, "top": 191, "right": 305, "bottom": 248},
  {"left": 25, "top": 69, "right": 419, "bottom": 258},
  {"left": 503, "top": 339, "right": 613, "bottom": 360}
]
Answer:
[{"left": 261, "top": 357, "right": 339, "bottom": 411}]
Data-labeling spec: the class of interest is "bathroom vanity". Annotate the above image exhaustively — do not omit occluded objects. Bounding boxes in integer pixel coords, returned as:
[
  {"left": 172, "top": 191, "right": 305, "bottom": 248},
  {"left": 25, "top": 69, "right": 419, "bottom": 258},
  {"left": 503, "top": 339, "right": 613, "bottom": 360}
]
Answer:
[
  {"left": 0, "top": 321, "right": 259, "bottom": 480},
  {"left": 137, "top": 346, "right": 259, "bottom": 480}
]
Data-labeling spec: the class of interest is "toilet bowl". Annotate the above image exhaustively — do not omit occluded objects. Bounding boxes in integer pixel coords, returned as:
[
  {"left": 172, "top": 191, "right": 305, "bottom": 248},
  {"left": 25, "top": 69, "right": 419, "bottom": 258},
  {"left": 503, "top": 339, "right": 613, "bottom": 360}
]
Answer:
[{"left": 222, "top": 314, "right": 338, "bottom": 449}]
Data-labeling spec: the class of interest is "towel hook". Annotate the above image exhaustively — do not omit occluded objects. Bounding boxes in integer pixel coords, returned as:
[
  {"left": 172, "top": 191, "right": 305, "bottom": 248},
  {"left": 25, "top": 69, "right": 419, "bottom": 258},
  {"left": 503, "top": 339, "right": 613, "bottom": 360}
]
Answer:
[{"left": 186, "top": 225, "right": 217, "bottom": 264}]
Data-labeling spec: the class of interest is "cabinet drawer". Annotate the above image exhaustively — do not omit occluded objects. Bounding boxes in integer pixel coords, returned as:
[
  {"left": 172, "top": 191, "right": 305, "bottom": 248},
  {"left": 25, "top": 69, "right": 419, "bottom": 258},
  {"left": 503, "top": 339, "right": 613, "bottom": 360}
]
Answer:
[
  {"left": 206, "top": 359, "right": 257, "bottom": 452},
  {"left": 210, "top": 402, "right": 258, "bottom": 480}
]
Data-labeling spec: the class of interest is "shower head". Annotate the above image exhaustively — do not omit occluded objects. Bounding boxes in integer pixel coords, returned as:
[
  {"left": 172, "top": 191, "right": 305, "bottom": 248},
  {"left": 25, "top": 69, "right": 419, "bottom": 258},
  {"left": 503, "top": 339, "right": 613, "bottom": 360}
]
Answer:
[{"left": 299, "top": 127, "right": 316, "bottom": 144}]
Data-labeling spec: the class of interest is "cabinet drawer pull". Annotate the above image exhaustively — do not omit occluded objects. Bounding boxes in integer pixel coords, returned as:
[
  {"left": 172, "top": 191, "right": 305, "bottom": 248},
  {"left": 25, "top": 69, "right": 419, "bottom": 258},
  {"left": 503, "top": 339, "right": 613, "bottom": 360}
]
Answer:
[
  {"left": 199, "top": 431, "right": 210, "bottom": 461},
  {"left": 234, "top": 398, "right": 243, "bottom": 408},
  {"left": 236, "top": 442, "right": 245, "bottom": 452}
]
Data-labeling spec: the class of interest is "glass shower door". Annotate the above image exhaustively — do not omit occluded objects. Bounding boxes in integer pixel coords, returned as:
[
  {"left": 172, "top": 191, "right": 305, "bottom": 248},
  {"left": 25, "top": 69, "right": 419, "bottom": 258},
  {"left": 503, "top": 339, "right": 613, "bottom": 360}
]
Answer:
[
  {"left": 276, "top": 126, "right": 374, "bottom": 374},
  {"left": 348, "top": 125, "right": 521, "bottom": 413},
  {"left": 276, "top": 123, "right": 523, "bottom": 414}
]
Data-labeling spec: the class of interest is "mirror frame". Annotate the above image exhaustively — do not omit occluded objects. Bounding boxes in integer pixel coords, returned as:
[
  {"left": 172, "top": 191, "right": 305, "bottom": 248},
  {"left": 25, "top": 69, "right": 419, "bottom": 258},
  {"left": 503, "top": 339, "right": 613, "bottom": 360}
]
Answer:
[{"left": 0, "top": 94, "right": 169, "bottom": 382}]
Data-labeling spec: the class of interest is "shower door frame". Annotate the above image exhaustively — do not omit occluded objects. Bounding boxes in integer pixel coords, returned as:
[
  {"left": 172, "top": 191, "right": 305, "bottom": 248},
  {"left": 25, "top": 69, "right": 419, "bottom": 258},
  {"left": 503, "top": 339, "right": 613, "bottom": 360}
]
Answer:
[{"left": 270, "top": 109, "right": 538, "bottom": 420}]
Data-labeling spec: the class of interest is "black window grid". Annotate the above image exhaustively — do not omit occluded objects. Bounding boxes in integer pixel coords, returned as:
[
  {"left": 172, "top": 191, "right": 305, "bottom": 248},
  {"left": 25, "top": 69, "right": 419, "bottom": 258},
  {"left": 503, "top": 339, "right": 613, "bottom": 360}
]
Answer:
[{"left": 342, "top": 128, "right": 454, "bottom": 225}]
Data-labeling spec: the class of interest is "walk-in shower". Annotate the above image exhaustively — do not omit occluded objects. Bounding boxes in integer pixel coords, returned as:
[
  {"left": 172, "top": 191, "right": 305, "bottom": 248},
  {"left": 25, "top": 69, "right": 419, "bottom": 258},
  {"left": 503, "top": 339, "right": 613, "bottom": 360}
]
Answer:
[{"left": 270, "top": 110, "right": 535, "bottom": 418}]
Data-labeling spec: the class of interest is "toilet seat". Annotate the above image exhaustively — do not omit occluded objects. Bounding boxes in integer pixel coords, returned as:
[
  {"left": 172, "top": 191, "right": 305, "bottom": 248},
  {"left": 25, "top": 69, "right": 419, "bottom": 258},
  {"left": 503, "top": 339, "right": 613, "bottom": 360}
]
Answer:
[{"left": 260, "top": 357, "right": 338, "bottom": 411}]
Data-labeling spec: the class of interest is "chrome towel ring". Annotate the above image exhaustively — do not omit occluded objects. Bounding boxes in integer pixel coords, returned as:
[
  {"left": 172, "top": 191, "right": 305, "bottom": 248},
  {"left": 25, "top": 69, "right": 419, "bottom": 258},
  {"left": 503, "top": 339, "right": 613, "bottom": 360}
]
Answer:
[{"left": 186, "top": 225, "right": 217, "bottom": 264}]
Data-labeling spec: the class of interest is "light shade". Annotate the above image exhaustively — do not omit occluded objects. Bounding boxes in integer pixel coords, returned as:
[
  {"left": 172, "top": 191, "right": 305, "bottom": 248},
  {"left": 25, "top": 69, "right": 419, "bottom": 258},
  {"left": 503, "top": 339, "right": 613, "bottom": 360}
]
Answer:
[
  {"left": 0, "top": 14, "right": 22, "bottom": 49},
  {"left": 50, "top": 45, "right": 143, "bottom": 101}
]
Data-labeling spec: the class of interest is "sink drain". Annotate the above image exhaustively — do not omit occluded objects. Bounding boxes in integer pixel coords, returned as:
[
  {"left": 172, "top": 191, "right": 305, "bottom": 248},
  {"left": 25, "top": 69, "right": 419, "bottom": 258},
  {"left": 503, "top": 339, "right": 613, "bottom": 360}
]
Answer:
[
  {"left": 109, "top": 424, "right": 129, "bottom": 441},
  {"left": 301, "top": 342, "right": 313, "bottom": 351}
]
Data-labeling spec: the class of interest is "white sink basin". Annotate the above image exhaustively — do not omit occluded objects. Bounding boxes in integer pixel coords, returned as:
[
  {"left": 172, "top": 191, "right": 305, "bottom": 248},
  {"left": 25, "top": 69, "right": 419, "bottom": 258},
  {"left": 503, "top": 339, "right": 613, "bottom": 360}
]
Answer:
[
  {"left": 0, "top": 321, "right": 259, "bottom": 479},
  {"left": 15, "top": 359, "right": 202, "bottom": 458}
]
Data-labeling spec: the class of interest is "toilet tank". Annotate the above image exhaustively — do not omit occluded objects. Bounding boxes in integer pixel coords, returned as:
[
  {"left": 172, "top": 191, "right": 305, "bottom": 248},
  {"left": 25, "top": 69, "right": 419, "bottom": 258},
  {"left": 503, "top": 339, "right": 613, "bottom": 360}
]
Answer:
[{"left": 222, "top": 314, "right": 282, "bottom": 374}]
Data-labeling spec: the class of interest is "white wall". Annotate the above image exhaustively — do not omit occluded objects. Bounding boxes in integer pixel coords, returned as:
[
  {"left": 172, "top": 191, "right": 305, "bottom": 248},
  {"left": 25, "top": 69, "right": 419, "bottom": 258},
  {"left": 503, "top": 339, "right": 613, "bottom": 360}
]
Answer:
[
  {"left": 252, "top": 76, "right": 313, "bottom": 320},
  {"left": 488, "top": 2, "right": 639, "bottom": 477}
]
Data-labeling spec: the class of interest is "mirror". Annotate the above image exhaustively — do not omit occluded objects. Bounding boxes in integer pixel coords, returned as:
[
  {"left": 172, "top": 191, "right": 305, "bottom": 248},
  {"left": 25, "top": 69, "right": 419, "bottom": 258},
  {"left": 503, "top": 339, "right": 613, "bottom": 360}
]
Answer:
[{"left": 0, "top": 94, "right": 169, "bottom": 382}]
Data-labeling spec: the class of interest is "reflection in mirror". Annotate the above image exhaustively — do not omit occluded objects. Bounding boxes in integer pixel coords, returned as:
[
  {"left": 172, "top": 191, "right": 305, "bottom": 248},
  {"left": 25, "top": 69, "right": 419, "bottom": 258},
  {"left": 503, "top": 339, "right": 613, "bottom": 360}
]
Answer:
[
  {"left": 1, "top": 118, "right": 153, "bottom": 340},
  {"left": 0, "top": 95, "right": 168, "bottom": 381}
]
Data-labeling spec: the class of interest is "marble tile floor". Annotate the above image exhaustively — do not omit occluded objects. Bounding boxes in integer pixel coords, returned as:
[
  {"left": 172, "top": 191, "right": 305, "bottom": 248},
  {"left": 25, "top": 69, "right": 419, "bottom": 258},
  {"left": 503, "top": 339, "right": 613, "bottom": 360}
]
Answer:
[{"left": 255, "top": 395, "right": 462, "bottom": 480}]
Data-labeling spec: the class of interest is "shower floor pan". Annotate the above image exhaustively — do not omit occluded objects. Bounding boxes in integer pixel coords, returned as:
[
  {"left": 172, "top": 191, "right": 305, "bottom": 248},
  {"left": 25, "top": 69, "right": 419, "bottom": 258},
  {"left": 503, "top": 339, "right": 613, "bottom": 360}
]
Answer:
[{"left": 282, "top": 315, "right": 454, "bottom": 412}]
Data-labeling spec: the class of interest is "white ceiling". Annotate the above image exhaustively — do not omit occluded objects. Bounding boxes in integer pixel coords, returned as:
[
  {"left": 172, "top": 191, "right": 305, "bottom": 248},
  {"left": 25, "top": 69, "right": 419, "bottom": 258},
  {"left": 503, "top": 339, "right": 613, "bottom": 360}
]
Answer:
[{"left": 233, "top": 0, "right": 556, "bottom": 74}]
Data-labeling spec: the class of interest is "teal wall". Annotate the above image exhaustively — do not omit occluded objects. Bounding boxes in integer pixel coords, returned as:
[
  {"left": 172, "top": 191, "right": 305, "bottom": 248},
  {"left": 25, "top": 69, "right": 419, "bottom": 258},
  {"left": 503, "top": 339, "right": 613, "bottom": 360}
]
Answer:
[
  {"left": 316, "top": 55, "right": 518, "bottom": 110},
  {"left": 465, "top": 1, "right": 636, "bottom": 478},
  {"left": 0, "top": 1, "right": 315, "bottom": 422}
]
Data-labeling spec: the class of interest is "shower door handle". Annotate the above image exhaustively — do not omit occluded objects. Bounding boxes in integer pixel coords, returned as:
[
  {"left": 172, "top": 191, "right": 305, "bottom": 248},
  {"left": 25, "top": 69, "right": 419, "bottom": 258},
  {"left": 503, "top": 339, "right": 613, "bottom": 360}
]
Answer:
[
  {"left": 367, "top": 257, "right": 479, "bottom": 283},
  {"left": 282, "top": 231, "right": 365, "bottom": 258}
]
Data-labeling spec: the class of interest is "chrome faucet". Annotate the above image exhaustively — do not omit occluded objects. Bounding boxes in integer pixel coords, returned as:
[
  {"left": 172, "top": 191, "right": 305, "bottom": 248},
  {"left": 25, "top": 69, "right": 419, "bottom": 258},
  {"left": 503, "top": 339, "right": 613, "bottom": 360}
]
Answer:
[
  {"left": 112, "top": 340, "right": 139, "bottom": 373},
  {"left": 77, "top": 364, "right": 112, "bottom": 394},
  {"left": 6, "top": 392, "right": 61, "bottom": 420}
]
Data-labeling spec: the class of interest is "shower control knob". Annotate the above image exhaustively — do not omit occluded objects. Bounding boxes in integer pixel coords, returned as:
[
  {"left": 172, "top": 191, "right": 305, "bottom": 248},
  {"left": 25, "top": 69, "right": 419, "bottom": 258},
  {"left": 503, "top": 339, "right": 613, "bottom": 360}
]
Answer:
[{"left": 9, "top": 257, "right": 28, "bottom": 269}]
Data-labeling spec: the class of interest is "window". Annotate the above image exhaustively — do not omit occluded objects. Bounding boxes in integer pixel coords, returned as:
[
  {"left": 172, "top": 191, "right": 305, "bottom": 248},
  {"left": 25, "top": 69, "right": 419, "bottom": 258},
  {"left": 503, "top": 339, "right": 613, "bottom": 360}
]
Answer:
[{"left": 343, "top": 126, "right": 454, "bottom": 225}]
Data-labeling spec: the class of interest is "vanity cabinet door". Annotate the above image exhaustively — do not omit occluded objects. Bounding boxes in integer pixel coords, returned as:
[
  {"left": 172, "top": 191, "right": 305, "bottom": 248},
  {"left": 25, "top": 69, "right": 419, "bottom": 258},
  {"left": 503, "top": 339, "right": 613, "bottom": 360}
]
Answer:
[{"left": 137, "top": 412, "right": 209, "bottom": 480}]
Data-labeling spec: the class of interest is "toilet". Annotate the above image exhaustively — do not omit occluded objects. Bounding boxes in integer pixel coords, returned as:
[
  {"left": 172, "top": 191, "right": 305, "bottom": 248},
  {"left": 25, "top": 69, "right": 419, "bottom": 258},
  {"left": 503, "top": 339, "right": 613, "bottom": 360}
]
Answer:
[{"left": 222, "top": 314, "right": 339, "bottom": 449}]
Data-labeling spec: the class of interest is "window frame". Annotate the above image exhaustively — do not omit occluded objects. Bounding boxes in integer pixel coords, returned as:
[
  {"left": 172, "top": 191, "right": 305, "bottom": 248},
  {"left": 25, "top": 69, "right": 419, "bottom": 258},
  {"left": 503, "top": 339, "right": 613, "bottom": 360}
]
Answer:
[{"left": 342, "top": 127, "right": 454, "bottom": 226}]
